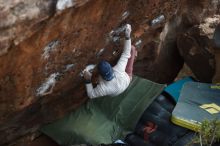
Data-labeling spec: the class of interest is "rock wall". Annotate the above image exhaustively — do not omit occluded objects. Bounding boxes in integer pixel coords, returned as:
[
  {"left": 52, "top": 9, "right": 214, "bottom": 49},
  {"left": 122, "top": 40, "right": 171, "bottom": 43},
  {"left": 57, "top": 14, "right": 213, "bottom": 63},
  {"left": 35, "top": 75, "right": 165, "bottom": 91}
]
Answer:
[{"left": 0, "top": 0, "right": 220, "bottom": 145}]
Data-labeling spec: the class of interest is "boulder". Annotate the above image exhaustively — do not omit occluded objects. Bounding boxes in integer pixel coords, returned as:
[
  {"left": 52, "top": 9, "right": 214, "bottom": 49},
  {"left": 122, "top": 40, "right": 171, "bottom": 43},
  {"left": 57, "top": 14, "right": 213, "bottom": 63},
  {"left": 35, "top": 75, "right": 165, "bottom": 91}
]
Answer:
[{"left": 0, "top": 0, "right": 220, "bottom": 145}]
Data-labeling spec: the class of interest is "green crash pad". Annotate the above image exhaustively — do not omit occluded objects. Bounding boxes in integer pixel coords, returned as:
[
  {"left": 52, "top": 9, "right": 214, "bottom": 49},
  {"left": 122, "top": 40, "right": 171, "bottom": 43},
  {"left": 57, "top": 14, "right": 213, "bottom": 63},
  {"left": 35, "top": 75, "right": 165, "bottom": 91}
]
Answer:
[
  {"left": 41, "top": 76, "right": 165, "bottom": 145},
  {"left": 172, "top": 82, "right": 220, "bottom": 132}
]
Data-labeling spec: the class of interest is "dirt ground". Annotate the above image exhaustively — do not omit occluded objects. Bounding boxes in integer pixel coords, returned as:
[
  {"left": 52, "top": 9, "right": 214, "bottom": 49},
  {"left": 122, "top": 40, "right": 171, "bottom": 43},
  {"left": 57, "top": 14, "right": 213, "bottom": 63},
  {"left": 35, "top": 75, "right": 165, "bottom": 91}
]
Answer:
[{"left": 14, "top": 135, "right": 59, "bottom": 146}]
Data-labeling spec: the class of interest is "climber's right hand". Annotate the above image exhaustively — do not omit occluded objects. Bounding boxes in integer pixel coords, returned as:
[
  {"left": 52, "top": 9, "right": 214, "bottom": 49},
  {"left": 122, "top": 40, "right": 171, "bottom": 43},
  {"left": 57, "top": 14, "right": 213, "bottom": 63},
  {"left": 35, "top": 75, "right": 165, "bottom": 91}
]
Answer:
[{"left": 125, "top": 24, "right": 131, "bottom": 39}]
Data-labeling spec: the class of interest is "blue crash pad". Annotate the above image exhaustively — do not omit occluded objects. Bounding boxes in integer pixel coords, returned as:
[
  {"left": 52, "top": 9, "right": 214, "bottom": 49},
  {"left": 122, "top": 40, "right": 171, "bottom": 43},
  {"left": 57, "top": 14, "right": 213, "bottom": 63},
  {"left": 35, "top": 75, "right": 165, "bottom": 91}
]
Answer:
[{"left": 164, "top": 77, "right": 194, "bottom": 102}]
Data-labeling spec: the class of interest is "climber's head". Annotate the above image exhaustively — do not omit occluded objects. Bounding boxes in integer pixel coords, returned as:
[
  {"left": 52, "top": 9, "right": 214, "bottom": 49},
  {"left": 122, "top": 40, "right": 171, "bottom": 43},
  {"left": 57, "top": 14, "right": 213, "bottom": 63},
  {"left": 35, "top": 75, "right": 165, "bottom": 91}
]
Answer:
[{"left": 98, "top": 60, "right": 114, "bottom": 81}]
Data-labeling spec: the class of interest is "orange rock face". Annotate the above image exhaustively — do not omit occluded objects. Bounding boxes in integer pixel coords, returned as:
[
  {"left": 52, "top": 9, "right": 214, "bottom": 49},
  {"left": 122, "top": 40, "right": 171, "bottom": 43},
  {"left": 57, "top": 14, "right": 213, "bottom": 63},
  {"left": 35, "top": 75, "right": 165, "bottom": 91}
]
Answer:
[{"left": 0, "top": 0, "right": 219, "bottom": 145}]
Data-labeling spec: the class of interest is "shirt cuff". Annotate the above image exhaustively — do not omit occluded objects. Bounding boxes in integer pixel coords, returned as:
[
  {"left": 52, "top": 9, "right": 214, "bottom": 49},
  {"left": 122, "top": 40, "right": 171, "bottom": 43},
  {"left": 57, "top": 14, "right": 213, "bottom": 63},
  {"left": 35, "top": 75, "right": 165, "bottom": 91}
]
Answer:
[
  {"left": 125, "top": 36, "right": 130, "bottom": 40},
  {"left": 84, "top": 80, "right": 91, "bottom": 84}
]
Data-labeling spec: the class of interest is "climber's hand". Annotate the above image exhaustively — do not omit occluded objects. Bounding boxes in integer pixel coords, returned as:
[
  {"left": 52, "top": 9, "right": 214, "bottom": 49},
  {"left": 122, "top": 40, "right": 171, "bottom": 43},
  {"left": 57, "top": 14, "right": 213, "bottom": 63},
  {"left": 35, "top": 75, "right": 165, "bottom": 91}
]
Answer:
[
  {"left": 83, "top": 70, "right": 92, "bottom": 82},
  {"left": 125, "top": 24, "right": 131, "bottom": 39}
]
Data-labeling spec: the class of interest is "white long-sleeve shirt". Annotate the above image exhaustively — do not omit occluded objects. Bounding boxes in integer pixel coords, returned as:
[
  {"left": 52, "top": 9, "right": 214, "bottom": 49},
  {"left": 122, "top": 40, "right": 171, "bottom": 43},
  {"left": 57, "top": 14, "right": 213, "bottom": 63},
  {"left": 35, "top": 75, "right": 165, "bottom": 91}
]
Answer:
[{"left": 86, "top": 39, "right": 131, "bottom": 99}]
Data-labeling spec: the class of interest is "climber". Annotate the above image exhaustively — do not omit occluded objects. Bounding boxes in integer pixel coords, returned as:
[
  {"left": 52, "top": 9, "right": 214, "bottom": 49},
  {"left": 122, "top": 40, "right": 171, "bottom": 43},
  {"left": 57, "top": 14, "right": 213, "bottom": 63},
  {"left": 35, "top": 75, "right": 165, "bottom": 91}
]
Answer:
[{"left": 83, "top": 24, "right": 137, "bottom": 98}]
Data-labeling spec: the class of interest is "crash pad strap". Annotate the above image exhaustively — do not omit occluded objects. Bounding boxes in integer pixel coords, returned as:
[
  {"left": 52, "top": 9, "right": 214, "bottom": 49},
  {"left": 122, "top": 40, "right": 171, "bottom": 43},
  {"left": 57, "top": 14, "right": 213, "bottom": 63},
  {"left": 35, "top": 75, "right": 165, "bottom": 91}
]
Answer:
[{"left": 41, "top": 76, "right": 165, "bottom": 145}]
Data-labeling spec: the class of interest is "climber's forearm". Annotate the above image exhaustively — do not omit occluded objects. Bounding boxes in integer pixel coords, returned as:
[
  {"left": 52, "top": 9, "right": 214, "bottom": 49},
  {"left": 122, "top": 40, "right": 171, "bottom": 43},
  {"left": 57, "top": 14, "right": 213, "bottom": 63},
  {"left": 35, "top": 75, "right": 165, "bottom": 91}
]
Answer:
[{"left": 113, "top": 39, "right": 131, "bottom": 72}]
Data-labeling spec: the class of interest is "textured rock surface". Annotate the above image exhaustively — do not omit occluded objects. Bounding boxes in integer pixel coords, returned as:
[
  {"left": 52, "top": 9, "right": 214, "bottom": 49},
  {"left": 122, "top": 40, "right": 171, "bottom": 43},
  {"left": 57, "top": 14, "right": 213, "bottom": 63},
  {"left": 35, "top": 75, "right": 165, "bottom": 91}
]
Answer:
[{"left": 0, "top": 0, "right": 220, "bottom": 145}]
